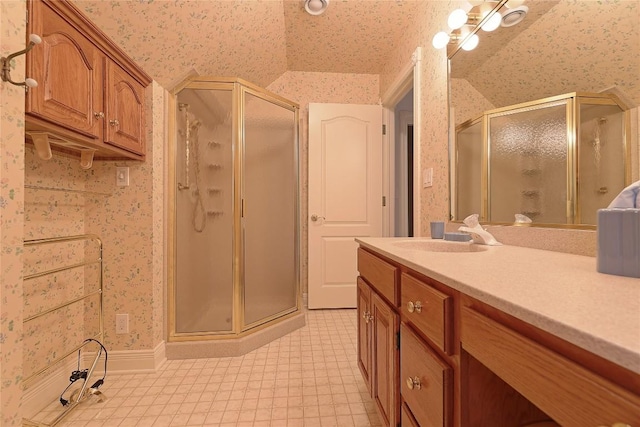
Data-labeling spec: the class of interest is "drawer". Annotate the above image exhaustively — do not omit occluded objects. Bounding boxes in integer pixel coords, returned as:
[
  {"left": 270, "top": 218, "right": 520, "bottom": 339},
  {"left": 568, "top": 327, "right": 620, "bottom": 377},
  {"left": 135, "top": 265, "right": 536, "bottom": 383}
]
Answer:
[
  {"left": 401, "top": 273, "right": 452, "bottom": 354},
  {"left": 461, "top": 307, "right": 640, "bottom": 426},
  {"left": 400, "top": 323, "right": 453, "bottom": 427},
  {"left": 357, "top": 247, "right": 399, "bottom": 306}
]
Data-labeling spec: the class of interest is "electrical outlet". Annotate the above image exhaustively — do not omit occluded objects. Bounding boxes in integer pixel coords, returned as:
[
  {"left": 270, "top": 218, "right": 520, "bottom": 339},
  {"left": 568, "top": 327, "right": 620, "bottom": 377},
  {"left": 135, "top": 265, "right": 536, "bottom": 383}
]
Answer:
[{"left": 116, "top": 313, "right": 129, "bottom": 334}]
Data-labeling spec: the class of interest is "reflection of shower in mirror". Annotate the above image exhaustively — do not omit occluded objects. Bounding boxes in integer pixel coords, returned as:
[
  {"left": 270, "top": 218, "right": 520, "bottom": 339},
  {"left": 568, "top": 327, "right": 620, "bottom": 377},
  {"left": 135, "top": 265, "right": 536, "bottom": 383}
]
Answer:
[{"left": 589, "top": 117, "right": 608, "bottom": 194}]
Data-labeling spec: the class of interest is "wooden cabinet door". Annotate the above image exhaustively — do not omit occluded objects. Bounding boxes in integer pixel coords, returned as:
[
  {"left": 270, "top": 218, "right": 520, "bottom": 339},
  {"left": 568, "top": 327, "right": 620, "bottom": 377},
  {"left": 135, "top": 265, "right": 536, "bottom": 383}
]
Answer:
[
  {"left": 26, "top": 0, "right": 102, "bottom": 139},
  {"left": 357, "top": 278, "right": 373, "bottom": 393},
  {"left": 104, "top": 60, "right": 146, "bottom": 155},
  {"left": 372, "top": 292, "right": 399, "bottom": 427}
]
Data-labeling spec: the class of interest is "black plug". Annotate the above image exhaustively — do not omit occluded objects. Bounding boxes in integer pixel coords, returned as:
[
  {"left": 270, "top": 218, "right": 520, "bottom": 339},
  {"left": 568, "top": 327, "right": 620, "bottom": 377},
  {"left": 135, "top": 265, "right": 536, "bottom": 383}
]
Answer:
[
  {"left": 90, "top": 379, "right": 104, "bottom": 389},
  {"left": 60, "top": 397, "right": 69, "bottom": 407}
]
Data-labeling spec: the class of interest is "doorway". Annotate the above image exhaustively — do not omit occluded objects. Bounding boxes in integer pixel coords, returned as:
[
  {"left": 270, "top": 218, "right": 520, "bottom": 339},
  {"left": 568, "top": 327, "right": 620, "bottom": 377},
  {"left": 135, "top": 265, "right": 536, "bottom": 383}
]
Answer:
[{"left": 382, "top": 47, "right": 422, "bottom": 237}]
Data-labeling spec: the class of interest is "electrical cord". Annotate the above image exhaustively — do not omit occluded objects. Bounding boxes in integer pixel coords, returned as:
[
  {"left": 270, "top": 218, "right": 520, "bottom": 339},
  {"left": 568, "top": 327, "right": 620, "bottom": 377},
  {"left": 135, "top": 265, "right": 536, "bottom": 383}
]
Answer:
[{"left": 59, "top": 338, "right": 108, "bottom": 406}]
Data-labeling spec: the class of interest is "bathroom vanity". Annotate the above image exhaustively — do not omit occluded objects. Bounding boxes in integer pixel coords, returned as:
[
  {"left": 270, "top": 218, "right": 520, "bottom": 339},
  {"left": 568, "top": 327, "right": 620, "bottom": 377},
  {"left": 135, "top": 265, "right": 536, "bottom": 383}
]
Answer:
[{"left": 355, "top": 238, "right": 640, "bottom": 427}]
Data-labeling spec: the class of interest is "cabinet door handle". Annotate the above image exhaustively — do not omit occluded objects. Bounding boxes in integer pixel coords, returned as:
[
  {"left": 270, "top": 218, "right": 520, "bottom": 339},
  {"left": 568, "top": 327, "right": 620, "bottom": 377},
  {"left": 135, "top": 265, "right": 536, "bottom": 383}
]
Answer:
[
  {"left": 109, "top": 119, "right": 120, "bottom": 127},
  {"left": 407, "top": 300, "right": 422, "bottom": 313},
  {"left": 406, "top": 376, "right": 422, "bottom": 390},
  {"left": 363, "top": 311, "right": 373, "bottom": 323},
  {"left": 94, "top": 111, "right": 104, "bottom": 119}
]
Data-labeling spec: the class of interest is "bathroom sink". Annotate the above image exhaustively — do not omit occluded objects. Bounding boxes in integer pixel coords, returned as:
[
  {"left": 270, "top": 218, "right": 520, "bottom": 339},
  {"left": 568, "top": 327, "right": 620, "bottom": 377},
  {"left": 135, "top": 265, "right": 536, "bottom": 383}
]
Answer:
[{"left": 391, "top": 240, "right": 488, "bottom": 253}]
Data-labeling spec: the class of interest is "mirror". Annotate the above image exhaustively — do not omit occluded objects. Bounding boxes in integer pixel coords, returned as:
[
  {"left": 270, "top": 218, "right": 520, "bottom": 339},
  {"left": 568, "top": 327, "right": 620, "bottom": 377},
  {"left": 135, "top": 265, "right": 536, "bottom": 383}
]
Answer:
[{"left": 449, "top": 0, "right": 639, "bottom": 226}]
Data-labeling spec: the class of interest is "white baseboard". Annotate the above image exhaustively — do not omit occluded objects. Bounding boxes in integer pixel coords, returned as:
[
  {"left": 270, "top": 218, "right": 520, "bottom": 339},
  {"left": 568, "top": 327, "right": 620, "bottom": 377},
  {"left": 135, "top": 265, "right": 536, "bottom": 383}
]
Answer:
[
  {"left": 85, "top": 340, "right": 167, "bottom": 374},
  {"left": 22, "top": 358, "right": 77, "bottom": 419}
]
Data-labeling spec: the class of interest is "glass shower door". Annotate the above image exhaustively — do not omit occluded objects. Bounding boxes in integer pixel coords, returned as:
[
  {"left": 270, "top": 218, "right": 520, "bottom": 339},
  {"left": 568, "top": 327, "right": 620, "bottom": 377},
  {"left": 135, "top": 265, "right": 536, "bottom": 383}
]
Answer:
[
  {"left": 488, "top": 101, "right": 569, "bottom": 224},
  {"left": 175, "top": 87, "right": 234, "bottom": 334},
  {"left": 242, "top": 89, "right": 298, "bottom": 329}
]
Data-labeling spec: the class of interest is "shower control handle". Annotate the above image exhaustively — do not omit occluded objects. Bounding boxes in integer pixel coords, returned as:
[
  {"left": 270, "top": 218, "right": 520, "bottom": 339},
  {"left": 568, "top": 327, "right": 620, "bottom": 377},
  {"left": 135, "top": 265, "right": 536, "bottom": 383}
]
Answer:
[{"left": 311, "top": 214, "right": 325, "bottom": 222}]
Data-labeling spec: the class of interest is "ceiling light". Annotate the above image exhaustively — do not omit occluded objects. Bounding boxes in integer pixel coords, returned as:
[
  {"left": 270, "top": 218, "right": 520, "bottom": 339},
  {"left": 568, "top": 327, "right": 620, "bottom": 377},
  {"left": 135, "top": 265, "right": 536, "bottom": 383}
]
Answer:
[
  {"left": 501, "top": 5, "right": 528, "bottom": 27},
  {"left": 480, "top": 10, "right": 502, "bottom": 31},
  {"left": 461, "top": 34, "right": 479, "bottom": 51},
  {"left": 304, "top": 0, "right": 328, "bottom": 16},
  {"left": 505, "top": 0, "right": 525, "bottom": 8},
  {"left": 448, "top": 9, "right": 469, "bottom": 30},
  {"left": 432, "top": 31, "right": 451, "bottom": 49}
]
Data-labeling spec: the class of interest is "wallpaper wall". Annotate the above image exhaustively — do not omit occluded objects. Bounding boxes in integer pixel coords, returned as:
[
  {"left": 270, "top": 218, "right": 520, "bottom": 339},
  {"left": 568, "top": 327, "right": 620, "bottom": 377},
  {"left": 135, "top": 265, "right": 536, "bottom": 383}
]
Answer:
[
  {"left": 0, "top": 1, "right": 26, "bottom": 424},
  {"left": 267, "top": 71, "right": 381, "bottom": 295}
]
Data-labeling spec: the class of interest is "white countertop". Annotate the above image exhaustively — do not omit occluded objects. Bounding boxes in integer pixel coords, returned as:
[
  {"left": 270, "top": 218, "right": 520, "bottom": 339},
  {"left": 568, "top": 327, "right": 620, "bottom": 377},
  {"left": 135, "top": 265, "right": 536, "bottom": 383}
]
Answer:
[{"left": 356, "top": 237, "right": 640, "bottom": 374}]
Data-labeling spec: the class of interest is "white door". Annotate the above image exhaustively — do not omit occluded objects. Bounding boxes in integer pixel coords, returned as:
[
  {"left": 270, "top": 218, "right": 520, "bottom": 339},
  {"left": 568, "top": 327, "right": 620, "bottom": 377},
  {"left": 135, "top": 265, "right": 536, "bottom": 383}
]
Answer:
[{"left": 308, "top": 103, "right": 384, "bottom": 309}]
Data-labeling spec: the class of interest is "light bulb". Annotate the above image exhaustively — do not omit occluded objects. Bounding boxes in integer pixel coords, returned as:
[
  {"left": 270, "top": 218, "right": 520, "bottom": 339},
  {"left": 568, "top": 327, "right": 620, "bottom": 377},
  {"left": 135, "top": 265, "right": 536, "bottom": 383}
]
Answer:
[
  {"left": 461, "top": 34, "right": 479, "bottom": 51},
  {"left": 480, "top": 11, "right": 502, "bottom": 31},
  {"left": 304, "top": 0, "right": 328, "bottom": 15},
  {"left": 432, "top": 31, "right": 451, "bottom": 49},
  {"left": 25, "top": 78, "right": 38, "bottom": 88},
  {"left": 307, "top": 0, "right": 323, "bottom": 12},
  {"left": 447, "top": 9, "right": 468, "bottom": 30}
]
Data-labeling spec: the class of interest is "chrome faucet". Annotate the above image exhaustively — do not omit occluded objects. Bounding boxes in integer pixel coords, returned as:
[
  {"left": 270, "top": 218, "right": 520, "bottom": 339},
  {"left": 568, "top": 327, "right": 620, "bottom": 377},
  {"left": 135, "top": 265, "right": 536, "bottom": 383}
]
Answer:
[{"left": 458, "top": 214, "right": 502, "bottom": 246}]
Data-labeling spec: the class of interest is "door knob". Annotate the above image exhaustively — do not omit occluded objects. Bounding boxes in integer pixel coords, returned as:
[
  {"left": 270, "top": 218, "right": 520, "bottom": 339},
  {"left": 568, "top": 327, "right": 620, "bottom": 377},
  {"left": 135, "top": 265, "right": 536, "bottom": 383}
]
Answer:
[
  {"left": 311, "top": 214, "right": 325, "bottom": 222},
  {"left": 109, "top": 119, "right": 120, "bottom": 127}
]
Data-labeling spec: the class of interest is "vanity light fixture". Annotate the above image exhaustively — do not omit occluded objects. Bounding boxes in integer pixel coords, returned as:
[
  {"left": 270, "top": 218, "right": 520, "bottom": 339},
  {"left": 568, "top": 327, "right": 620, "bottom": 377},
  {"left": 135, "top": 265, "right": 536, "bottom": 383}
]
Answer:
[
  {"left": 432, "top": 1, "right": 524, "bottom": 54},
  {"left": 304, "top": 0, "right": 328, "bottom": 16},
  {"left": 0, "top": 34, "right": 41, "bottom": 91}
]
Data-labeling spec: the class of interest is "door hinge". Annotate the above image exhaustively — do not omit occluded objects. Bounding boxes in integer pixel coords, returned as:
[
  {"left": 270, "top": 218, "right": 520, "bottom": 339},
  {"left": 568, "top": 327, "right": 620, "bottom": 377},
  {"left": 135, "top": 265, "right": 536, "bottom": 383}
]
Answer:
[
  {"left": 382, "top": 196, "right": 386, "bottom": 207},
  {"left": 382, "top": 124, "right": 386, "bottom": 135},
  {"left": 396, "top": 331, "right": 400, "bottom": 350}
]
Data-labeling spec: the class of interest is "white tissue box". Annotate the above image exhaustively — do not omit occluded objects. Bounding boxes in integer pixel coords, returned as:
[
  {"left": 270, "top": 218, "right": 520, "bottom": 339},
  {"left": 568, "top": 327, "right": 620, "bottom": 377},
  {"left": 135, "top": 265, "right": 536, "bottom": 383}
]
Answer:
[{"left": 597, "top": 208, "right": 640, "bottom": 278}]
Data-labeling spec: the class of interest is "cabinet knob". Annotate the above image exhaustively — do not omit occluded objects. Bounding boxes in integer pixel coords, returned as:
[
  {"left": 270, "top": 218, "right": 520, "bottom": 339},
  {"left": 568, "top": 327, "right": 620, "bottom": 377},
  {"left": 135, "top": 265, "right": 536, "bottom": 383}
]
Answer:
[
  {"left": 407, "top": 300, "right": 422, "bottom": 313},
  {"left": 94, "top": 111, "right": 105, "bottom": 119},
  {"left": 406, "top": 376, "right": 422, "bottom": 390},
  {"left": 109, "top": 119, "right": 120, "bottom": 127},
  {"left": 363, "top": 311, "right": 373, "bottom": 323}
]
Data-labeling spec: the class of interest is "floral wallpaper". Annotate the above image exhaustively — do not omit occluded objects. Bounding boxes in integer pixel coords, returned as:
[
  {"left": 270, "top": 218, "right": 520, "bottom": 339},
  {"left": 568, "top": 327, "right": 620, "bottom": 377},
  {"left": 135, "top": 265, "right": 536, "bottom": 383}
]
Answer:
[
  {"left": 77, "top": 0, "right": 415, "bottom": 89},
  {"left": 267, "top": 71, "right": 381, "bottom": 294},
  {"left": 463, "top": 0, "right": 640, "bottom": 109},
  {"left": 0, "top": 0, "right": 26, "bottom": 424}
]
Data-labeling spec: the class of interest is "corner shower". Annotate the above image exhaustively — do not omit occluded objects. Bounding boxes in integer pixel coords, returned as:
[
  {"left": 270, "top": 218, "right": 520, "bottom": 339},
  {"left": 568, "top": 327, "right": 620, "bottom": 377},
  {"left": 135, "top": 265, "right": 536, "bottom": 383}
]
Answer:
[{"left": 168, "top": 77, "right": 301, "bottom": 350}]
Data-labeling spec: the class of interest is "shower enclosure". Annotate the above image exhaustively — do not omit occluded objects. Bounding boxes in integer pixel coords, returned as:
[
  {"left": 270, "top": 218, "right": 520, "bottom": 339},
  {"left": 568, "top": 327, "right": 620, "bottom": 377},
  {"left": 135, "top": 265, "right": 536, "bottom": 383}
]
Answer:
[
  {"left": 454, "top": 92, "right": 631, "bottom": 225},
  {"left": 168, "top": 77, "right": 300, "bottom": 341}
]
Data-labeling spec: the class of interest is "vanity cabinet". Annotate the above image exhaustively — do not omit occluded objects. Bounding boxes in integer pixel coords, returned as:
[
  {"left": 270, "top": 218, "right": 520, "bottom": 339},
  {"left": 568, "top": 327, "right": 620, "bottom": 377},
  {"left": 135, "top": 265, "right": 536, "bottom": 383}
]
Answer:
[
  {"left": 356, "top": 244, "right": 640, "bottom": 427},
  {"left": 26, "top": 0, "right": 150, "bottom": 160},
  {"left": 357, "top": 249, "right": 399, "bottom": 427}
]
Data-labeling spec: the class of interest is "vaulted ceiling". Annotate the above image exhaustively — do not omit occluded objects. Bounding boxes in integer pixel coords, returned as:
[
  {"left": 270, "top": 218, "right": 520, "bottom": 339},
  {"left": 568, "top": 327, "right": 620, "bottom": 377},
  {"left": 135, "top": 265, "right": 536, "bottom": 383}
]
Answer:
[{"left": 77, "top": 0, "right": 420, "bottom": 89}]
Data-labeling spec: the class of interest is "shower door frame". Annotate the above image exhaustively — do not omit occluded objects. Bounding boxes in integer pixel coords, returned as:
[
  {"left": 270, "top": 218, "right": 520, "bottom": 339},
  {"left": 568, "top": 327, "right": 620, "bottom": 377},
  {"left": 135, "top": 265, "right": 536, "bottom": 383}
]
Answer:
[
  {"left": 167, "top": 77, "right": 301, "bottom": 342},
  {"left": 454, "top": 91, "right": 631, "bottom": 228}
]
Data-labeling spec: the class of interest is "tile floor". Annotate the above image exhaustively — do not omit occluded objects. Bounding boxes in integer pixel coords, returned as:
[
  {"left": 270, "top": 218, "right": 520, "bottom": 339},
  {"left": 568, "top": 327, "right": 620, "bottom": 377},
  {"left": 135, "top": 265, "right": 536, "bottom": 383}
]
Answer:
[{"left": 39, "top": 309, "right": 381, "bottom": 427}]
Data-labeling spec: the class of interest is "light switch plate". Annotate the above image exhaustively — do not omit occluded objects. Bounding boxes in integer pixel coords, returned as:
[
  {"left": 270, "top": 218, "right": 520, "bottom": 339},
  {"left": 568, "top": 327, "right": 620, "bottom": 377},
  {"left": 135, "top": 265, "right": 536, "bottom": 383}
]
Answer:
[
  {"left": 423, "top": 167, "right": 433, "bottom": 188},
  {"left": 116, "top": 167, "right": 130, "bottom": 187}
]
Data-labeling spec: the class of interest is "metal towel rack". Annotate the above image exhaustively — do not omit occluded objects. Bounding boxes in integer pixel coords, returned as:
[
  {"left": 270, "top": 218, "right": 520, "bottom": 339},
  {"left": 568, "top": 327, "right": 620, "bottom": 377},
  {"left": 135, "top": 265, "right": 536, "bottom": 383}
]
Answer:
[{"left": 22, "top": 234, "right": 104, "bottom": 427}]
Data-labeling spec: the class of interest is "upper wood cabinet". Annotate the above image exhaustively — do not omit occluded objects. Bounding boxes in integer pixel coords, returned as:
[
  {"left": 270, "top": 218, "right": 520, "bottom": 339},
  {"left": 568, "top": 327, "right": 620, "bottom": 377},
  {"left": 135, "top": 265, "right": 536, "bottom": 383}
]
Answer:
[{"left": 26, "top": 0, "right": 151, "bottom": 161}]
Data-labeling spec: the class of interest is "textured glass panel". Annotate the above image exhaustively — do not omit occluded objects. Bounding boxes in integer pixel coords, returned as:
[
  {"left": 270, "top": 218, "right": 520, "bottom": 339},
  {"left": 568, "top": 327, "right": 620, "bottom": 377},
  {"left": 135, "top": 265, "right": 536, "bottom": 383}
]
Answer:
[
  {"left": 489, "top": 102, "right": 568, "bottom": 223},
  {"left": 456, "top": 120, "right": 482, "bottom": 220},
  {"left": 175, "top": 88, "right": 234, "bottom": 334},
  {"left": 243, "top": 92, "right": 297, "bottom": 327},
  {"left": 578, "top": 104, "right": 626, "bottom": 224}
]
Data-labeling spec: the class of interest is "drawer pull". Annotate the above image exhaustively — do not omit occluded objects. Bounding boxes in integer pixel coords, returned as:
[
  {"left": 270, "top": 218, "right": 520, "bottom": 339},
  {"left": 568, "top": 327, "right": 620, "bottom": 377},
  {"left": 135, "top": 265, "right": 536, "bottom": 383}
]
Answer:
[
  {"left": 406, "top": 376, "right": 422, "bottom": 390},
  {"left": 407, "top": 300, "right": 422, "bottom": 313}
]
